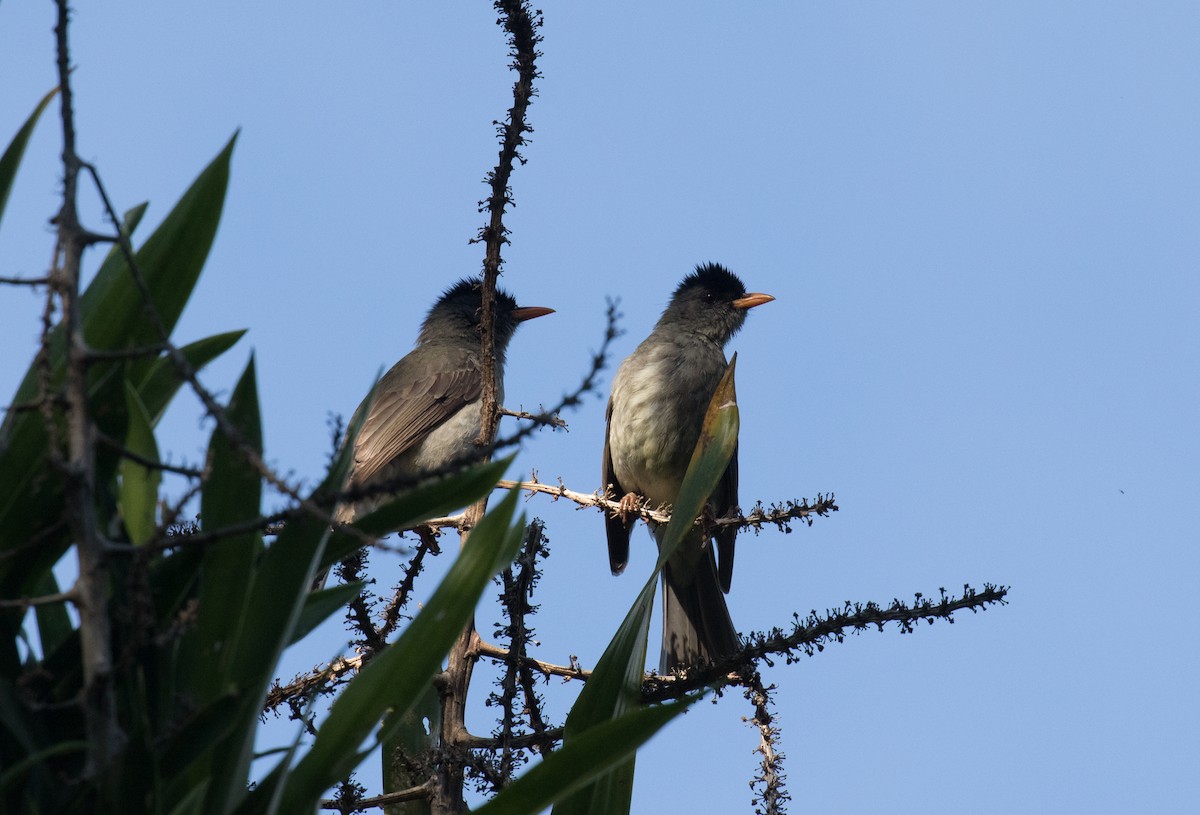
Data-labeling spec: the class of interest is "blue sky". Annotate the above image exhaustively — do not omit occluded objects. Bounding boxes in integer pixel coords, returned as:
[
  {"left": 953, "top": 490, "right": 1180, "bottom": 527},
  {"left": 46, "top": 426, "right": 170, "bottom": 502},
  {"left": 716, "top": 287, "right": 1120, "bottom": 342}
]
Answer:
[{"left": 3, "top": 3, "right": 1198, "bottom": 812}]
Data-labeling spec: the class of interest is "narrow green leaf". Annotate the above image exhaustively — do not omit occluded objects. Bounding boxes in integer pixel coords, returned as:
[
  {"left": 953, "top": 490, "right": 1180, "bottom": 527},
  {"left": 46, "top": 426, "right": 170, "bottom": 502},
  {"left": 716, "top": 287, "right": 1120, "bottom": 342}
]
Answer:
[
  {"left": 0, "top": 740, "right": 88, "bottom": 798},
  {"left": 381, "top": 681, "right": 439, "bottom": 815},
  {"left": 477, "top": 697, "right": 699, "bottom": 815},
  {"left": 165, "top": 782, "right": 209, "bottom": 815},
  {"left": 186, "top": 355, "right": 263, "bottom": 700},
  {"left": 203, "top": 384, "right": 382, "bottom": 813},
  {"left": 118, "top": 381, "right": 161, "bottom": 545},
  {"left": 79, "top": 132, "right": 238, "bottom": 352},
  {"left": 556, "top": 357, "right": 740, "bottom": 815},
  {"left": 137, "top": 330, "right": 247, "bottom": 425},
  {"left": 275, "top": 489, "right": 526, "bottom": 813},
  {"left": 159, "top": 694, "right": 242, "bottom": 778},
  {"left": 0, "top": 86, "right": 57, "bottom": 230},
  {"left": 0, "top": 135, "right": 237, "bottom": 594}
]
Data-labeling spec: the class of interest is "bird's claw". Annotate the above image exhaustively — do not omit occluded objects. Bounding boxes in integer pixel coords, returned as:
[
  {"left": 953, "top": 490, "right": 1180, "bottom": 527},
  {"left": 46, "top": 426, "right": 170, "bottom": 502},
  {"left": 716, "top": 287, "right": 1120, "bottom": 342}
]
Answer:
[{"left": 618, "top": 492, "right": 641, "bottom": 521}]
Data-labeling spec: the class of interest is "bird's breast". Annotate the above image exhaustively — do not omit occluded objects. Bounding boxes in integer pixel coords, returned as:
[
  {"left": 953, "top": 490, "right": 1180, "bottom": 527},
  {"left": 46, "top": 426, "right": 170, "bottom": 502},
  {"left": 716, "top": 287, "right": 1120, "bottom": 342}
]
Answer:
[{"left": 608, "top": 342, "right": 726, "bottom": 507}]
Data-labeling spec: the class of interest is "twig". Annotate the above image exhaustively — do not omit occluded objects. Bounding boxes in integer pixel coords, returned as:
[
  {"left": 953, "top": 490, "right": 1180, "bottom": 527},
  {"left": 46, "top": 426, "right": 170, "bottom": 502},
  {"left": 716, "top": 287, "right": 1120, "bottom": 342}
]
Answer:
[
  {"left": 460, "top": 727, "right": 563, "bottom": 751},
  {"left": 495, "top": 478, "right": 838, "bottom": 534},
  {"left": 378, "top": 527, "right": 441, "bottom": 641},
  {"left": 741, "top": 670, "right": 789, "bottom": 815},
  {"left": 476, "top": 640, "right": 590, "bottom": 683},
  {"left": 497, "top": 406, "right": 567, "bottom": 429},
  {"left": 0, "top": 588, "right": 79, "bottom": 610},
  {"left": 95, "top": 431, "right": 205, "bottom": 478},
  {"left": 265, "top": 654, "right": 364, "bottom": 715},
  {"left": 320, "top": 779, "right": 436, "bottom": 812},
  {"left": 643, "top": 584, "right": 1010, "bottom": 701}
]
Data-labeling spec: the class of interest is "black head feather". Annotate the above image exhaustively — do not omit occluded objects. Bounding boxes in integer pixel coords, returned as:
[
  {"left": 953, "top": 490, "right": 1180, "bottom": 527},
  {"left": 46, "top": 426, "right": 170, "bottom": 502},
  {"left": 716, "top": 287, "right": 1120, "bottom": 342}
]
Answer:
[
  {"left": 659, "top": 263, "right": 757, "bottom": 344},
  {"left": 418, "top": 277, "right": 523, "bottom": 352}
]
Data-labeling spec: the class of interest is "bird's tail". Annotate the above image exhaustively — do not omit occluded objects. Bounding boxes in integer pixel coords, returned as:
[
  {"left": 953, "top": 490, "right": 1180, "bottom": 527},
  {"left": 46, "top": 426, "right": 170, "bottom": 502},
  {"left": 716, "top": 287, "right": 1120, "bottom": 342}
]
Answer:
[{"left": 659, "top": 550, "right": 739, "bottom": 673}]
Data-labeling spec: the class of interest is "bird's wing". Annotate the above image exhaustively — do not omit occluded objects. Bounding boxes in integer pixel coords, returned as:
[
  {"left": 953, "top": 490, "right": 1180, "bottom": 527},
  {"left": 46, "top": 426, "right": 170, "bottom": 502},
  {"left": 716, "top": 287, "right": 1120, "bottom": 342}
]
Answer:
[
  {"left": 351, "top": 353, "right": 481, "bottom": 485},
  {"left": 713, "top": 442, "right": 738, "bottom": 593},
  {"left": 602, "top": 396, "right": 633, "bottom": 575}
]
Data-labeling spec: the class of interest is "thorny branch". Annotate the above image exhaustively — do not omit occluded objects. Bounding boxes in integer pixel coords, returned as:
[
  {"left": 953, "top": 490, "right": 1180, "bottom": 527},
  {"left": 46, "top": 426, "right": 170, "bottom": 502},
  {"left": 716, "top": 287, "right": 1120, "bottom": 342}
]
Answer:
[
  {"left": 741, "top": 670, "right": 789, "bottom": 815},
  {"left": 0, "top": 274, "right": 50, "bottom": 285},
  {"left": 473, "top": 0, "right": 542, "bottom": 446},
  {"left": 436, "top": 4, "right": 542, "bottom": 813},
  {"left": 498, "top": 477, "right": 839, "bottom": 535},
  {"left": 643, "top": 584, "right": 1010, "bottom": 702},
  {"left": 49, "top": 0, "right": 125, "bottom": 775},
  {"left": 486, "top": 520, "right": 555, "bottom": 791}
]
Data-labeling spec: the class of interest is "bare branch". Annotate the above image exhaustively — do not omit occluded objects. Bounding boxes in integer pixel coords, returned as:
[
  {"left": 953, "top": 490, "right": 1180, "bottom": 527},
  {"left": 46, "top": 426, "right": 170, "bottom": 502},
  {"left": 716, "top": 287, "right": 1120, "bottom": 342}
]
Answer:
[
  {"left": 95, "top": 431, "right": 205, "bottom": 478},
  {"left": 497, "top": 405, "right": 567, "bottom": 430},
  {"left": 0, "top": 588, "right": 78, "bottom": 610},
  {"left": 460, "top": 726, "right": 563, "bottom": 751},
  {"left": 320, "top": 781, "right": 436, "bottom": 813},
  {"left": 50, "top": 0, "right": 126, "bottom": 774},
  {"left": 494, "top": 477, "right": 838, "bottom": 535},
  {"left": 476, "top": 640, "right": 590, "bottom": 683}
]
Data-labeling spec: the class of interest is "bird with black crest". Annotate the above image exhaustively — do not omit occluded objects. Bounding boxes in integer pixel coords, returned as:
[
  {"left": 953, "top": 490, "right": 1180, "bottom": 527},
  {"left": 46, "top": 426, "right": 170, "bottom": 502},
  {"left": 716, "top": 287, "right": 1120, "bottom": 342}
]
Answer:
[
  {"left": 603, "top": 262, "right": 774, "bottom": 672},
  {"left": 316, "top": 277, "right": 552, "bottom": 588}
]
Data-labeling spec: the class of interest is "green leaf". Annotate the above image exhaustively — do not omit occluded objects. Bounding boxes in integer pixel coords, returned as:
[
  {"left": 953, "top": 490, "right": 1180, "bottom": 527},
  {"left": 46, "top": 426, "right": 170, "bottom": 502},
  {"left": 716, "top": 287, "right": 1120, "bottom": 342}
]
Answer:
[
  {"left": 381, "top": 681, "right": 440, "bottom": 815},
  {"left": 78, "top": 132, "right": 238, "bottom": 352},
  {"left": 174, "top": 355, "right": 264, "bottom": 811},
  {"left": 118, "top": 381, "right": 161, "bottom": 546},
  {"left": 555, "top": 357, "right": 740, "bottom": 815},
  {"left": 273, "top": 488, "right": 526, "bottom": 813},
  {"left": 137, "top": 330, "right": 247, "bottom": 425},
  {"left": 202, "top": 386, "right": 380, "bottom": 813},
  {"left": 184, "top": 355, "right": 263, "bottom": 700},
  {"left": 0, "top": 135, "right": 237, "bottom": 596},
  {"left": 477, "top": 696, "right": 699, "bottom": 815},
  {"left": 159, "top": 694, "right": 242, "bottom": 778},
  {"left": 0, "top": 87, "right": 57, "bottom": 231}
]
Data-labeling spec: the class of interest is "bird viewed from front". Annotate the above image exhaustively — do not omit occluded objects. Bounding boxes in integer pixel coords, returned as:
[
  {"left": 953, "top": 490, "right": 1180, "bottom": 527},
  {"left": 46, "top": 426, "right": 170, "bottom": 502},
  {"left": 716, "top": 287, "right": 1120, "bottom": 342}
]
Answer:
[
  {"left": 602, "top": 263, "right": 774, "bottom": 672},
  {"left": 328, "top": 276, "right": 552, "bottom": 546}
]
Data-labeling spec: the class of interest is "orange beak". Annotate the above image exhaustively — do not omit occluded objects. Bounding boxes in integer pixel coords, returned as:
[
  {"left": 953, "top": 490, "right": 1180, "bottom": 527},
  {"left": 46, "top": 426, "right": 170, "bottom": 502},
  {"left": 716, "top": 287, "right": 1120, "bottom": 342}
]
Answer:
[
  {"left": 731, "top": 292, "right": 774, "bottom": 310},
  {"left": 512, "top": 305, "right": 555, "bottom": 322}
]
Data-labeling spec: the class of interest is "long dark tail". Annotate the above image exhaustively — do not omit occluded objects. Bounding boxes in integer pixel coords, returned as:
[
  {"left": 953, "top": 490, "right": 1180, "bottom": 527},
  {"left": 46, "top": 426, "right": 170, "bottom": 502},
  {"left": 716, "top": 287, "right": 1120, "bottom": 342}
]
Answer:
[{"left": 660, "top": 550, "right": 738, "bottom": 673}]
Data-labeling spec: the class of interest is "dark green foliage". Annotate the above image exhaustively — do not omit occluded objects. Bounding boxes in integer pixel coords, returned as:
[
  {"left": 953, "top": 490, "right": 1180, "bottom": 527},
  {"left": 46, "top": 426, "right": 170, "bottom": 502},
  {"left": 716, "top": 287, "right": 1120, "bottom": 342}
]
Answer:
[{"left": 0, "top": 120, "right": 546, "bottom": 814}]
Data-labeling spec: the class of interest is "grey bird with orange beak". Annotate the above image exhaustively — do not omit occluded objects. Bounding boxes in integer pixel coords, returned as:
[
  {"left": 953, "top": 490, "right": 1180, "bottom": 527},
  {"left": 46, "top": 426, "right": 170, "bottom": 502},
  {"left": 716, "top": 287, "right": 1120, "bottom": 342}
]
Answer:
[
  {"left": 602, "top": 263, "right": 773, "bottom": 671},
  {"left": 332, "top": 276, "right": 552, "bottom": 527}
]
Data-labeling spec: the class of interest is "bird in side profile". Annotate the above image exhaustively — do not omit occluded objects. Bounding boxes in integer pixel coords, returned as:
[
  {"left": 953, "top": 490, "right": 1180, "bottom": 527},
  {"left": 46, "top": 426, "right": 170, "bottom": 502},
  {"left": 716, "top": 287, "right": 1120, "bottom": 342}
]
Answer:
[
  {"left": 602, "top": 263, "right": 773, "bottom": 672},
  {"left": 322, "top": 278, "right": 551, "bottom": 582}
]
